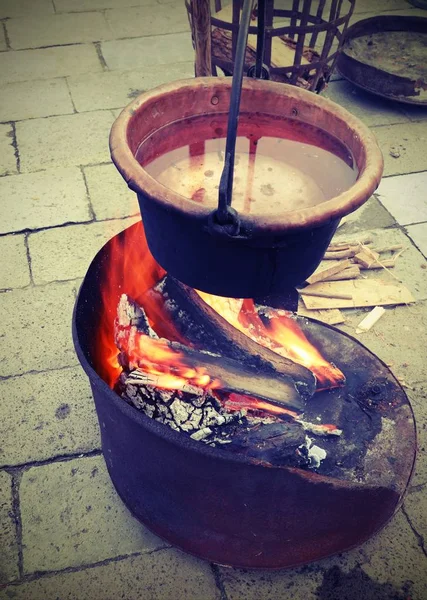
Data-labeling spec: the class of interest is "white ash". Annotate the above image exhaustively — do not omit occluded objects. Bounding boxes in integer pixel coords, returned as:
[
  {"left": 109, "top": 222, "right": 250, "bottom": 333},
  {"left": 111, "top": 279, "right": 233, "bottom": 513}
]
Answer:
[
  {"left": 302, "top": 436, "right": 327, "bottom": 468},
  {"left": 121, "top": 370, "right": 233, "bottom": 437}
]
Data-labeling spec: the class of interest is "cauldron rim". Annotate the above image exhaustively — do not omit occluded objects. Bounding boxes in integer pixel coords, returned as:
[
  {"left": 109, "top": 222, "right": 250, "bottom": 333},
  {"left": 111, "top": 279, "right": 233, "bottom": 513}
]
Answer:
[{"left": 109, "top": 77, "right": 384, "bottom": 234}]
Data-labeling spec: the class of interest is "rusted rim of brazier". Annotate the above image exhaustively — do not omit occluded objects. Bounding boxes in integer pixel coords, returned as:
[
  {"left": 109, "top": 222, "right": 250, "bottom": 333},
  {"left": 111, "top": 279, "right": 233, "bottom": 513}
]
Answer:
[{"left": 110, "top": 77, "right": 384, "bottom": 234}]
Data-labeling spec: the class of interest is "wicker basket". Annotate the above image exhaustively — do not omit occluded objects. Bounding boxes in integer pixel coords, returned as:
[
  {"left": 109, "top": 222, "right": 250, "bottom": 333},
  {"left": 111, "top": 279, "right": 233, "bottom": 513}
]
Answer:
[{"left": 186, "top": 0, "right": 356, "bottom": 93}]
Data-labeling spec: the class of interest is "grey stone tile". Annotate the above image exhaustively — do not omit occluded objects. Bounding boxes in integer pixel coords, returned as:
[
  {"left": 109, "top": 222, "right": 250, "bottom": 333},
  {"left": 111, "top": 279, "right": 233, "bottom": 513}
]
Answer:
[
  {"left": 16, "top": 111, "right": 114, "bottom": 172},
  {"left": 339, "top": 195, "right": 397, "bottom": 235},
  {"left": 0, "top": 281, "right": 78, "bottom": 377},
  {"left": 0, "top": 27, "right": 7, "bottom": 52},
  {"left": 406, "top": 382, "right": 427, "bottom": 487},
  {"left": 0, "top": 548, "right": 220, "bottom": 600},
  {"left": 0, "top": 123, "right": 17, "bottom": 176},
  {"left": 0, "top": 367, "right": 100, "bottom": 467},
  {"left": 312, "top": 510, "right": 427, "bottom": 600},
  {"left": 377, "top": 172, "right": 427, "bottom": 226},
  {"left": 20, "top": 455, "right": 167, "bottom": 573},
  {"left": 28, "top": 216, "right": 139, "bottom": 284},
  {"left": 360, "top": 510, "right": 427, "bottom": 600},
  {"left": 0, "top": 45, "right": 102, "bottom": 85},
  {"left": 101, "top": 32, "right": 194, "bottom": 71},
  {"left": 0, "top": 78, "right": 74, "bottom": 122},
  {"left": 404, "top": 487, "right": 427, "bottom": 550},
  {"left": 220, "top": 564, "right": 323, "bottom": 600},
  {"left": 0, "top": 0, "right": 54, "bottom": 18},
  {"left": 323, "top": 80, "right": 408, "bottom": 127},
  {"left": 0, "top": 168, "right": 91, "bottom": 234},
  {"left": 336, "top": 301, "right": 427, "bottom": 388},
  {"left": 406, "top": 223, "right": 427, "bottom": 258},
  {"left": 105, "top": 4, "right": 190, "bottom": 39},
  {"left": 84, "top": 163, "right": 139, "bottom": 220},
  {"left": 0, "top": 471, "right": 19, "bottom": 584},
  {"left": 55, "top": 0, "right": 157, "bottom": 11},
  {"left": 371, "top": 121, "right": 427, "bottom": 177},
  {"left": 68, "top": 62, "right": 194, "bottom": 112},
  {"left": 0, "top": 234, "right": 31, "bottom": 289},
  {"left": 7, "top": 12, "right": 114, "bottom": 50}
]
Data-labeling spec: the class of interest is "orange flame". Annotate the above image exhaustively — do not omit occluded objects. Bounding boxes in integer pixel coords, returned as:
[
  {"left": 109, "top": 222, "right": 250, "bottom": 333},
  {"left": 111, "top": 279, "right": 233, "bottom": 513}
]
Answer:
[
  {"left": 197, "top": 293, "right": 344, "bottom": 388},
  {"left": 95, "top": 221, "right": 178, "bottom": 387},
  {"left": 120, "top": 332, "right": 220, "bottom": 391},
  {"left": 96, "top": 221, "right": 343, "bottom": 392},
  {"left": 224, "top": 393, "right": 299, "bottom": 418}
]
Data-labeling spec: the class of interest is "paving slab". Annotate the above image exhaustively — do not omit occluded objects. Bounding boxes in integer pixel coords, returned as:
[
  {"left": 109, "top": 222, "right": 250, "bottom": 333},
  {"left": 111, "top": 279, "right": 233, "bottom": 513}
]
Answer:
[
  {"left": 0, "top": 234, "right": 30, "bottom": 289},
  {"left": 338, "top": 195, "right": 396, "bottom": 235},
  {"left": 0, "top": 367, "right": 100, "bottom": 467},
  {"left": 0, "top": 123, "right": 17, "bottom": 176},
  {"left": 0, "top": 168, "right": 91, "bottom": 234},
  {"left": 105, "top": 4, "right": 190, "bottom": 39},
  {"left": 84, "top": 163, "right": 139, "bottom": 220},
  {"left": 359, "top": 510, "right": 427, "bottom": 600},
  {"left": 404, "top": 486, "right": 427, "bottom": 551},
  {"left": 20, "top": 455, "right": 167, "bottom": 573},
  {"left": 101, "top": 32, "right": 194, "bottom": 71},
  {"left": 54, "top": 0, "right": 157, "bottom": 11},
  {"left": 220, "top": 564, "right": 323, "bottom": 600},
  {"left": 220, "top": 509, "right": 427, "bottom": 600},
  {"left": 16, "top": 111, "right": 114, "bottom": 172},
  {"left": 323, "top": 80, "right": 408, "bottom": 127},
  {"left": 371, "top": 121, "right": 427, "bottom": 177},
  {"left": 68, "top": 62, "right": 194, "bottom": 112},
  {"left": 407, "top": 382, "right": 427, "bottom": 488},
  {"left": 0, "top": 27, "right": 7, "bottom": 52},
  {"left": 336, "top": 301, "right": 427, "bottom": 387},
  {"left": 0, "top": 45, "right": 102, "bottom": 85},
  {"left": 7, "top": 12, "right": 114, "bottom": 50},
  {"left": 0, "top": 78, "right": 74, "bottom": 122},
  {"left": 0, "top": 548, "right": 220, "bottom": 600},
  {"left": 28, "top": 216, "right": 139, "bottom": 284},
  {"left": 0, "top": 0, "right": 54, "bottom": 18},
  {"left": 405, "top": 223, "right": 427, "bottom": 258},
  {"left": 377, "top": 172, "right": 427, "bottom": 226},
  {"left": 0, "top": 281, "right": 78, "bottom": 378},
  {"left": 0, "top": 471, "right": 19, "bottom": 584}
]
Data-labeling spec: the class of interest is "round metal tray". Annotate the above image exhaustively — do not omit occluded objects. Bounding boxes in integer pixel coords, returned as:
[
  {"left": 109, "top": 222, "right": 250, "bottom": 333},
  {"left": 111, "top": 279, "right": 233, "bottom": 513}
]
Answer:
[{"left": 337, "top": 15, "right": 427, "bottom": 105}]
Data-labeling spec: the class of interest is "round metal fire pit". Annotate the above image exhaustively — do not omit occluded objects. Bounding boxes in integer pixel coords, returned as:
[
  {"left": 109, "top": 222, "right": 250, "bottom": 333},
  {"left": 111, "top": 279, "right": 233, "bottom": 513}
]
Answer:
[
  {"left": 73, "top": 226, "right": 415, "bottom": 570},
  {"left": 110, "top": 77, "right": 383, "bottom": 298}
]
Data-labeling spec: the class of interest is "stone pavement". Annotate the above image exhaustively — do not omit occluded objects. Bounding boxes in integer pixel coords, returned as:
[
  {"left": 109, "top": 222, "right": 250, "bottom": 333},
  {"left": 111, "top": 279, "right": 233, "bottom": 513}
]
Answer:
[{"left": 0, "top": 0, "right": 426, "bottom": 598}]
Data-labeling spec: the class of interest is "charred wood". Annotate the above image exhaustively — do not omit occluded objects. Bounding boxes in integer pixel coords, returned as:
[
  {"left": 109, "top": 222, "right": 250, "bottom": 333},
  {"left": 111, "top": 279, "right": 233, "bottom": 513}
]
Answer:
[{"left": 148, "top": 276, "right": 316, "bottom": 401}]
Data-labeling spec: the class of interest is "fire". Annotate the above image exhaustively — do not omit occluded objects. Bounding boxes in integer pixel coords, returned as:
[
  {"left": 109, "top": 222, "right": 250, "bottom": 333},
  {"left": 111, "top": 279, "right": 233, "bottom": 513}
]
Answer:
[
  {"left": 96, "top": 220, "right": 343, "bottom": 391},
  {"left": 224, "top": 393, "right": 299, "bottom": 418},
  {"left": 95, "top": 220, "right": 182, "bottom": 386},
  {"left": 120, "top": 333, "right": 219, "bottom": 392},
  {"left": 197, "top": 293, "right": 345, "bottom": 388}
]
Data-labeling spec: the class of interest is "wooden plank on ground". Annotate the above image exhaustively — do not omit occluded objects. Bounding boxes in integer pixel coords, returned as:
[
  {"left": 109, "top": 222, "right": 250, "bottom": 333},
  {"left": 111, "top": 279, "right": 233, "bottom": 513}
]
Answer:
[
  {"left": 306, "top": 259, "right": 352, "bottom": 285},
  {"left": 300, "top": 279, "right": 415, "bottom": 310}
]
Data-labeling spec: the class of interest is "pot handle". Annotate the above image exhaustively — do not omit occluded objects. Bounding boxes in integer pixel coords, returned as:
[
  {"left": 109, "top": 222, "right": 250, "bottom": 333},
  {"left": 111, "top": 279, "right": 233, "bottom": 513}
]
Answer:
[{"left": 210, "top": 0, "right": 269, "bottom": 237}]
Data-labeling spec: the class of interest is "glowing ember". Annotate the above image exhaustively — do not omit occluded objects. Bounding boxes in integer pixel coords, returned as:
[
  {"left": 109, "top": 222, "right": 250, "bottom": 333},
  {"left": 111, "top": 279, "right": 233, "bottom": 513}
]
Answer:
[{"left": 118, "top": 331, "right": 220, "bottom": 392}]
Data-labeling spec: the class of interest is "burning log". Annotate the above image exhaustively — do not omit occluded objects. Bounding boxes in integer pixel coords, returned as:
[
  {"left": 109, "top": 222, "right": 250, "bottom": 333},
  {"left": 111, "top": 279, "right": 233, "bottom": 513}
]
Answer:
[
  {"left": 114, "top": 295, "right": 342, "bottom": 469},
  {"left": 115, "top": 294, "right": 307, "bottom": 412},
  {"left": 146, "top": 276, "right": 317, "bottom": 399}
]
